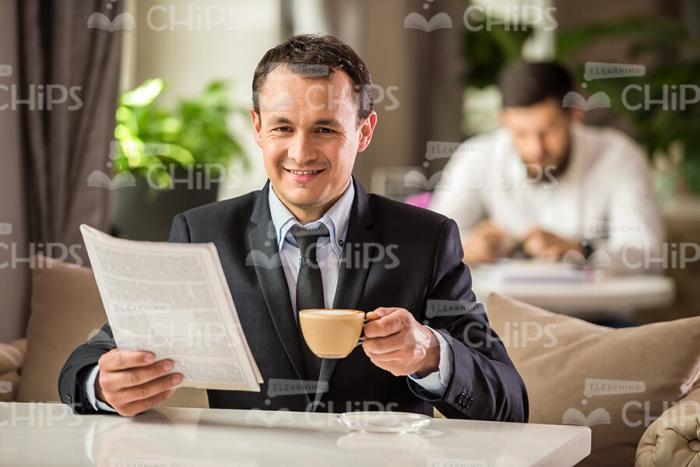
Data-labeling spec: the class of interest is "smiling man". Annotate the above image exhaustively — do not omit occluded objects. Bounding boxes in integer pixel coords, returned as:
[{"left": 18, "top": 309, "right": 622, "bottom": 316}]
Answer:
[{"left": 59, "top": 35, "right": 528, "bottom": 422}]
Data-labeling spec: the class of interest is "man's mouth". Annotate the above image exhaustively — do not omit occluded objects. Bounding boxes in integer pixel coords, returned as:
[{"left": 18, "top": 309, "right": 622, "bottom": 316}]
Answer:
[
  {"left": 284, "top": 168, "right": 325, "bottom": 176},
  {"left": 283, "top": 167, "right": 328, "bottom": 185}
]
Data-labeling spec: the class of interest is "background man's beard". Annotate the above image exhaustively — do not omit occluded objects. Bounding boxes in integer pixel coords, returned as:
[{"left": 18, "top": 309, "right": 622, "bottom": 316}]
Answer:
[{"left": 525, "top": 145, "right": 571, "bottom": 183}]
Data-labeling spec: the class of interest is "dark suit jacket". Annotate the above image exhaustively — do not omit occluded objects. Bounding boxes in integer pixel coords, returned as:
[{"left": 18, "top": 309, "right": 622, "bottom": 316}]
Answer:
[{"left": 58, "top": 180, "right": 528, "bottom": 421}]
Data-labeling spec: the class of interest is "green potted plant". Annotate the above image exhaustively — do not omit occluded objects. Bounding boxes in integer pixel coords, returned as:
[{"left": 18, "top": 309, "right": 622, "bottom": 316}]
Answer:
[
  {"left": 554, "top": 16, "right": 700, "bottom": 200},
  {"left": 110, "top": 78, "right": 248, "bottom": 240}
]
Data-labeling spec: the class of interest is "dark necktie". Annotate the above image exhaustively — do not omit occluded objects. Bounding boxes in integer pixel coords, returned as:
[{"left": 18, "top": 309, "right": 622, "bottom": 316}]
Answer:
[{"left": 290, "top": 224, "right": 329, "bottom": 381}]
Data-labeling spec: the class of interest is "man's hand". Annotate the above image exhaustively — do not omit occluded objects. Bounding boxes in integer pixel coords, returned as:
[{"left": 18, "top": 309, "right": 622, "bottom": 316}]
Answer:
[
  {"left": 362, "top": 307, "right": 440, "bottom": 377},
  {"left": 522, "top": 228, "right": 582, "bottom": 259},
  {"left": 96, "top": 349, "right": 182, "bottom": 417},
  {"left": 462, "top": 220, "right": 511, "bottom": 264}
]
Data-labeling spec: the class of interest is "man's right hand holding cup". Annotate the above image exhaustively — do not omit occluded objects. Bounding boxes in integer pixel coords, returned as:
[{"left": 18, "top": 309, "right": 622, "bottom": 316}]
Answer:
[{"left": 96, "top": 349, "right": 183, "bottom": 417}]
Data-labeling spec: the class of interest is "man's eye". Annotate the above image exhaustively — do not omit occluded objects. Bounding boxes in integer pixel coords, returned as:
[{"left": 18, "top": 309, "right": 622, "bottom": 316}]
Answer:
[
  {"left": 273, "top": 127, "right": 292, "bottom": 133},
  {"left": 317, "top": 127, "right": 335, "bottom": 134}
]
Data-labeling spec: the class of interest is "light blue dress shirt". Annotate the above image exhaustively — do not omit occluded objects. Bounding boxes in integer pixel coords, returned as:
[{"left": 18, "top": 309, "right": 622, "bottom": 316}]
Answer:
[{"left": 85, "top": 180, "right": 451, "bottom": 412}]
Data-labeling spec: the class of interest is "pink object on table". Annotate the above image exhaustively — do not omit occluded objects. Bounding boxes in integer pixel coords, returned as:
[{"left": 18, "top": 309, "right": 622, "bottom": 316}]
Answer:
[{"left": 404, "top": 192, "right": 433, "bottom": 209}]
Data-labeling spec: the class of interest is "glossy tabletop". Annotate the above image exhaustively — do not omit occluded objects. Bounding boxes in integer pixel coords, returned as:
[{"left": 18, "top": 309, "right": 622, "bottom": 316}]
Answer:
[{"left": 0, "top": 402, "right": 591, "bottom": 467}]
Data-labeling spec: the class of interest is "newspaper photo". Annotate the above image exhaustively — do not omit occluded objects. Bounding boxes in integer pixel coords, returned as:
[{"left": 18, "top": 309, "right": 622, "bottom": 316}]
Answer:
[{"left": 80, "top": 224, "right": 263, "bottom": 392}]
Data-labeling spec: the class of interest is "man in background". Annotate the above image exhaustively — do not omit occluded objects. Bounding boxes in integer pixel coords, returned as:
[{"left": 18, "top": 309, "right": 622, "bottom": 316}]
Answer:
[{"left": 430, "top": 61, "right": 663, "bottom": 272}]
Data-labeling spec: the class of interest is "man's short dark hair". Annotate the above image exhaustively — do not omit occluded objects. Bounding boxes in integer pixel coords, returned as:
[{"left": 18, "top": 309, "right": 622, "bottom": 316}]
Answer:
[
  {"left": 499, "top": 61, "right": 573, "bottom": 108},
  {"left": 252, "top": 34, "right": 373, "bottom": 122}
]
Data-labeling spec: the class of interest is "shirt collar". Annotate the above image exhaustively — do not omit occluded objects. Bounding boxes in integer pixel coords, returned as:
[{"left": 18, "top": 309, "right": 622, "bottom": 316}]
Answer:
[{"left": 267, "top": 179, "right": 355, "bottom": 258}]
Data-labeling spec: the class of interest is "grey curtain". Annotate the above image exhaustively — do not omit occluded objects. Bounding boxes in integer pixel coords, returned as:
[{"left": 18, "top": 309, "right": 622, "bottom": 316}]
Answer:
[
  {"left": 0, "top": 0, "right": 123, "bottom": 340},
  {"left": 0, "top": 0, "right": 29, "bottom": 342},
  {"left": 20, "top": 0, "right": 122, "bottom": 258}
]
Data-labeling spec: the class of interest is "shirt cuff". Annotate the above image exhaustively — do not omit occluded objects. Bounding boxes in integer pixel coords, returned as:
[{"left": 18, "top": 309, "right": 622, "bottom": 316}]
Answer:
[
  {"left": 85, "top": 364, "right": 117, "bottom": 413},
  {"left": 407, "top": 327, "right": 452, "bottom": 397}
]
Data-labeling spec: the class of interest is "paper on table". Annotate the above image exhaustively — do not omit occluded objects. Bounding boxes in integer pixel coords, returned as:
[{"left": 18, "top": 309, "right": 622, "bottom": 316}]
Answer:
[
  {"left": 490, "top": 259, "right": 600, "bottom": 283},
  {"left": 80, "top": 224, "right": 262, "bottom": 392}
]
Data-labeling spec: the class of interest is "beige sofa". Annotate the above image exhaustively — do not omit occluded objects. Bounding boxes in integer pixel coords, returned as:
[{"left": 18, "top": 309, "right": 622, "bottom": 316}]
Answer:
[
  {"left": 2, "top": 257, "right": 698, "bottom": 466},
  {"left": 487, "top": 293, "right": 700, "bottom": 466}
]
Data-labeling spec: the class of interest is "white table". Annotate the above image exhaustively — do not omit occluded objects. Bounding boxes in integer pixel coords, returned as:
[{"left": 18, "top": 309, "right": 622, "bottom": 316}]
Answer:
[
  {"left": 0, "top": 402, "right": 591, "bottom": 466},
  {"left": 472, "top": 266, "right": 675, "bottom": 316}
]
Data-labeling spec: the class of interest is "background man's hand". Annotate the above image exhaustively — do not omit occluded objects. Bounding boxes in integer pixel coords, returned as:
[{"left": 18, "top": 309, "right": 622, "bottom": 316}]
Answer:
[
  {"left": 522, "top": 228, "right": 582, "bottom": 259},
  {"left": 362, "top": 307, "right": 440, "bottom": 377},
  {"left": 462, "top": 220, "right": 511, "bottom": 264},
  {"left": 96, "top": 349, "right": 182, "bottom": 417}
]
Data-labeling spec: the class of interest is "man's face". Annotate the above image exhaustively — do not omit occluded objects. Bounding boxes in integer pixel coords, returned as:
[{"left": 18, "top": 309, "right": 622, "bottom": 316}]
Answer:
[
  {"left": 251, "top": 65, "right": 376, "bottom": 213},
  {"left": 500, "top": 98, "right": 576, "bottom": 171}
]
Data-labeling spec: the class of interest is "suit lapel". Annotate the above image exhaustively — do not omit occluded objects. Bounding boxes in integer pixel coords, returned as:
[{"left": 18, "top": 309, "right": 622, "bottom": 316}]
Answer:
[{"left": 248, "top": 183, "right": 309, "bottom": 387}]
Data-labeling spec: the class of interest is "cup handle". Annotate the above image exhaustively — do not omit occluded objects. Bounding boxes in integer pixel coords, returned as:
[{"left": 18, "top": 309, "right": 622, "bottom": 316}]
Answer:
[{"left": 358, "top": 312, "right": 379, "bottom": 345}]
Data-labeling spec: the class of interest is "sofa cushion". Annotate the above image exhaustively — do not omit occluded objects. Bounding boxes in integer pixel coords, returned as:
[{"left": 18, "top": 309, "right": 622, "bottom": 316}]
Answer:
[
  {"left": 636, "top": 386, "right": 700, "bottom": 466},
  {"left": 0, "top": 338, "right": 25, "bottom": 375},
  {"left": 0, "top": 370, "right": 20, "bottom": 402},
  {"left": 0, "top": 338, "right": 25, "bottom": 402},
  {"left": 486, "top": 293, "right": 700, "bottom": 467},
  {"left": 16, "top": 256, "right": 207, "bottom": 408}
]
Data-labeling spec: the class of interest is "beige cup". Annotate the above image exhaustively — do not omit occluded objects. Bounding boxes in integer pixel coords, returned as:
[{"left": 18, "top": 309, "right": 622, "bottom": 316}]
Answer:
[{"left": 299, "top": 309, "right": 366, "bottom": 358}]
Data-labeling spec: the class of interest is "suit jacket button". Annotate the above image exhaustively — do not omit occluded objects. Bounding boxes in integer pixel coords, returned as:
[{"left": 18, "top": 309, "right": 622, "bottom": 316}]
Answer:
[{"left": 465, "top": 394, "right": 473, "bottom": 409}]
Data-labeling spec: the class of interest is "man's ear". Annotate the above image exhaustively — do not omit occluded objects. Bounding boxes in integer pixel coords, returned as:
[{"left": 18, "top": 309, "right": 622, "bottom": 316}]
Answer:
[
  {"left": 357, "top": 111, "right": 378, "bottom": 153},
  {"left": 250, "top": 108, "right": 263, "bottom": 147}
]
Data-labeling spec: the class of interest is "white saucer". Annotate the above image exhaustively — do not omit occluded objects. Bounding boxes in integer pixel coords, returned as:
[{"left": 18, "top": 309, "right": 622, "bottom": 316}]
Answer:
[{"left": 337, "top": 411, "right": 431, "bottom": 434}]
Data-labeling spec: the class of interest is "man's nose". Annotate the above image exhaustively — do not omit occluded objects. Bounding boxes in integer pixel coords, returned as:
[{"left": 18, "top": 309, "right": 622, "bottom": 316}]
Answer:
[
  {"left": 287, "top": 131, "right": 315, "bottom": 164},
  {"left": 526, "top": 135, "right": 546, "bottom": 162}
]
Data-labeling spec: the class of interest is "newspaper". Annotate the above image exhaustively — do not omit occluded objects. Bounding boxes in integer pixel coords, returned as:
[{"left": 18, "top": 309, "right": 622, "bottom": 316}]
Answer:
[{"left": 80, "top": 224, "right": 262, "bottom": 392}]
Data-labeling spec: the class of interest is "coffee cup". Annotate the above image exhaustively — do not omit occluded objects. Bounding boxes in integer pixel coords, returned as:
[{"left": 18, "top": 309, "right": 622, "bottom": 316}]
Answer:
[{"left": 299, "top": 309, "right": 366, "bottom": 359}]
